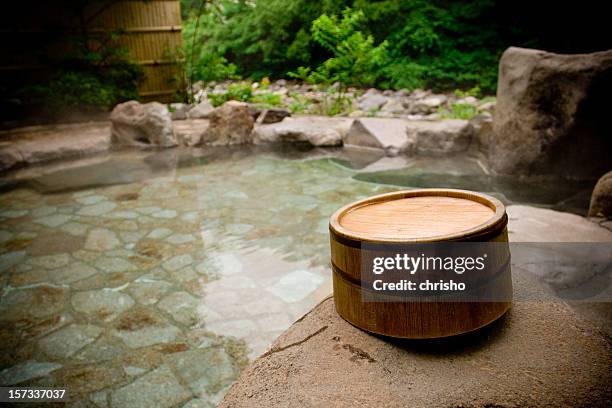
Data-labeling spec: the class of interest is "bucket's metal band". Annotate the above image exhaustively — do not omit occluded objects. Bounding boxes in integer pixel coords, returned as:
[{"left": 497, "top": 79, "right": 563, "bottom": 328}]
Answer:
[
  {"left": 330, "top": 255, "right": 512, "bottom": 299},
  {"left": 329, "top": 213, "right": 508, "bottom": 249}
]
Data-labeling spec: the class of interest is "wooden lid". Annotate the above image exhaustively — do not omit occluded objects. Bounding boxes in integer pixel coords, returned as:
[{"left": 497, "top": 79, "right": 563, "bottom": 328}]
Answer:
[{"left": 330, "top": 189, "right": 506, "bottom": 243}]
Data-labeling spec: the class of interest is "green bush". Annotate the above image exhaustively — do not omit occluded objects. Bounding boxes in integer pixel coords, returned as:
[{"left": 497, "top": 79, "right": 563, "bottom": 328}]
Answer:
[
  {"left": 208, "top": 82, "right": 252, "bottom": 106},
  {"left": 20, "top": 51, "right": 143, "bottom": 111},
  {"left": 300, "top": 9, "right": 389, "bottom": 87},
  {"left": 180, "top": 0, "right": 602, "bottom": 94},
  {"left": 454, "top": 86, "right": 482, "bottom": 99},
  {"left": 208, "top": 93, "right": 227, "bottom": 107},
  {"left": 287, "top": 92, "right": 312, "bottom": 114},
  {"left": 180, "top": 0, "right": 530, "bottom": 93},
  {"left": 181, "top": 0, "right": 351, "bottom": 83},
  {"left": 226, "top": 82, "right": 253, "bottom": 102},
  {"left": 251, "top": 92, "right": 282, "bottom": 107},
  {"left": 438, "top": 102, "right": 479, "bottom": 120},
  {"left": 182, "top": 9, "right": 239, "bottom": 84},
  {"left": 207, "top": 81, "right": 282, "bottom": 108},
  {"left": 317, "top": 89, "right": 354, "bottom": 116}
]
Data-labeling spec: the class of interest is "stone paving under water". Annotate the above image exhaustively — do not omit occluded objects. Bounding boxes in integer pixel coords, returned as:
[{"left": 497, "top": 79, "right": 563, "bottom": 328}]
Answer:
[
  {"left": 0, "top": 146, "right": 597, "bottom": 407},
  {"left": 0, "top": 147, "right": 400, "bottom": 407}
]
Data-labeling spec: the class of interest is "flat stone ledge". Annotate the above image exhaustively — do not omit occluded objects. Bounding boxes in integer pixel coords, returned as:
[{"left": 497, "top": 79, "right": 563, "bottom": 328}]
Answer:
[
  {"left": 0, "top": 122, "right": 112, "bottom": 172},
  {"left": 253, "top": 116, "right": 353, "bottom": 147},
  {"left": 220, "top": 285, "right": 611, "bottom": 407}
]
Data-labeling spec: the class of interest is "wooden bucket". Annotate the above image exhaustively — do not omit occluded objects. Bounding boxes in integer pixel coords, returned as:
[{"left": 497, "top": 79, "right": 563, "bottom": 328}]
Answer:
[{"left": 329, "top": 189, "right": 512, "bottom": 338}]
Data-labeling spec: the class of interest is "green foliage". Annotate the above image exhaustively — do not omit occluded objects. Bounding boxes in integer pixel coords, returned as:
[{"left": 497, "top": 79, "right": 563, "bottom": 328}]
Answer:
[
  {"left": 208, "top": 93, "right": 228, "bottom": 107},
  {"left": 181, "top": 0, "right": 351, "bottom": 81},
  {"left": 180, "top": 0, "right": 538, "bottom": 94},
  {"left": 19, "top": 37, "right": 143, "bottom": 110},
  {"left": 355, "top": 0, "right": 504, "bottom": 92},
  {"left": 192, "top": 53, "right": 239, "bottom": 84},
  {"left": 379, "top": 61, "right": 427, "bottom": 90},
  {"left": 289, "top": 67, "right": 316, "bottom": 85},
  {"left": 287, "top": 93, "right": 312, "bottom": 114},
  {"left": 479, "top": 95, "right": 496, "bottom": 104},
  {"left": 226, "top": 82, "right": 254, "bottom": 102},
  {"left": 208, "top": 81, "right": 282, "bottom": 107},
  {"left": 437, "top": 102, "right": 479, "bottom": 120},
  {"left": 318, "top": 90, "right": 354, "bottom": 116},
  {"left": 208, "top": 82, "right": 252, "bottom": 106},
  {"left": 10, "top": 1, "right": 145, "bottom": 113},
  {"left": 251, "top": 92, "right": 282, "bottom": 107},
  {"left": 297, "top": 8, "right": 389, "bottom": 87},
  {"left": 454, "top": 86, "right": 482, "bottom": 98},
  {"left": 181, "top": 8, "right": 239, "bottom": 84}
]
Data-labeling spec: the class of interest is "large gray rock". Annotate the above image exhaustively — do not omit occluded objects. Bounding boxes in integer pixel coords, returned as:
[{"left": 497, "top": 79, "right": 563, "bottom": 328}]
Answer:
[
  {"left": 409, "top": 119, "right": 472, "bottom": 156},
  {"left": 490, "top": 47, "right": 612, "bottom": 178},
  {"left": 470, "top": 114, "right": 494, "bottom": 154},
  {"left": 379, "top": 98, "right": 407, "bottom": 115},
  {"left": 588, "top": 171, "right": 612, "bottom": 218},
  {"left": 409, "top": 94, "right": 447, "bottom": 114},
  {"left": 249, "top": 107, "right": 291, "bottom": 124},
  {"left": 169, "top": 103, "right": 192, "bottom": 120},
  {"left": 201, "top": 101, "right": 254, "bottom": 146},
  {"left": 356, "top": 89, "right": 388, "bottom": 112},
  {"left": 0, "top": 122, "right": 111, "bottom": 172},
  {"left": 344, "top": 118, "right": 472, "bottom": 157},
  {"left": 220, "top": 288, "right": 611, "bottom": 407},
  {"left": 0, "top": 146, "right": 21, "bottom": 171},
  {"left": 344, "top": 118, "right": 414, "bottom": 156},
  {"left": 253, "top": 117, "right": 351, "bottom": 147},
  {"left": 505, "top": 205, "right": 612, "bottom": 295},
  {"left": 187, "top": 99, "right": 214, "bottom": 119},
  {"left": 172, "top": 119, "right": 209, "bottom": 147},
  {"left": 110, "top": 101, "right": 177, "bottom": 147}
]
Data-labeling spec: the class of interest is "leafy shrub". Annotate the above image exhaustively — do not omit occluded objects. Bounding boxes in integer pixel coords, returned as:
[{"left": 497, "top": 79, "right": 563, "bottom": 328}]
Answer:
[
  {"left": 251, "top": 92, "right": 282, "bottom": 107},
  {"left": 292, "top": 9, "right": 389, "bottom": 88},
  {"left": 19, "top": 45, "right": 143, "bottom": 111},
  {"left": 208, "top": 82, "right": 253, "bottom": 106},
  {"left": 227, "top": 82, "right": 253, "bottom": 102},
  {"left": 182, "top": 9, "right": 239, "bottom": 84},
  {"left": 208, "top": 93, "right": 228, "bottom": 107},
  {"left": 181, "top": 0, "right": 349, "bottom": 80},
  {"left": 180, "top": 0, "right": 608, "bottom": 94},
  {"left": 438, "top": 102, "right": 479, "bottom": 120},
  {"left": 306, "top": 88, "right": 354, "bottom": 117},
  {"left": 319, "top": 92, "right": 354, "bottom": 116},
  {"left": 287, "top": 93, "right": 312, "bottom": 114},
  {"left": 207, "top": 81, "right": 282, "bottom": 108},
  {"left": 192, "top": 53, "right": 239, "bottom": 84},
  {"left": 454, "top": 86, "right": 482, "bottom": 98},
  {"left": 179, "top": 0, "right": 514, "bottom": 93}
]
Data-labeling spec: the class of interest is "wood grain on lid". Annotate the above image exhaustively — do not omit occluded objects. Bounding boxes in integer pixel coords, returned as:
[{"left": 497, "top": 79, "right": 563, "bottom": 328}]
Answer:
[{"left": 339, "top": 196, "right": 495, "bottom": 240}]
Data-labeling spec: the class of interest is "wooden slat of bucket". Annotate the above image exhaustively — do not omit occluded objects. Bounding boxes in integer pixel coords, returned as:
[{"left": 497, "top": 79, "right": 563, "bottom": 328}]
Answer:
[{"left": 333, "top": 270, "right": 511, "bottom": 338}]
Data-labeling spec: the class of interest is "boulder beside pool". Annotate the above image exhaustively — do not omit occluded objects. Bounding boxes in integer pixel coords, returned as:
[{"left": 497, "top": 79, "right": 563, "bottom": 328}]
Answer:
[
  {"left": 201, "top": 101, "right": 254, "bottom": 145},
  {"left": 589, "top": 171, "right": 612, "bottom": 219},
  {"left": 110, "top": 101, "right": 177, "bottom": 147},
  {"left": 219, "top": 289, "right": 611, "bottom": 407},
  {"left": 490, "top": 47, "right": 612, "bottom": 178},
  {"left": 252, "top": 116, "right": 351, "bottom": 147}
]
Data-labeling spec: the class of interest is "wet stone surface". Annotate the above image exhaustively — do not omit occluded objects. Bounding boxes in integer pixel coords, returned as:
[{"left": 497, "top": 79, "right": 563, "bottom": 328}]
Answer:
[
  {"left": 0, "top": 145, "right": 602, "bottom": 406},
  {"left": 0, "top": 147, "right": 398, "bottom": 406}
]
